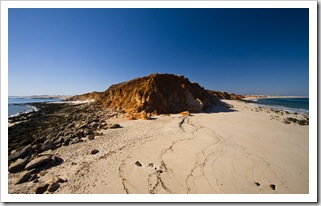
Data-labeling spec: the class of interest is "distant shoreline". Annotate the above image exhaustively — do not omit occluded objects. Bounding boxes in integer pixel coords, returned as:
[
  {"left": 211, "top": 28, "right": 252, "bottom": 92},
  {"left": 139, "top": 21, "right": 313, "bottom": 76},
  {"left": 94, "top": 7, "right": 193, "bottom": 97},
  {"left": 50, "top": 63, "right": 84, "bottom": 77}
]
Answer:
[
  {"left": 243, "top": 95, "right": 308, "bottom": 100},
  {"left": 9, "top": 95, "right": 71, "bottom": 99}
]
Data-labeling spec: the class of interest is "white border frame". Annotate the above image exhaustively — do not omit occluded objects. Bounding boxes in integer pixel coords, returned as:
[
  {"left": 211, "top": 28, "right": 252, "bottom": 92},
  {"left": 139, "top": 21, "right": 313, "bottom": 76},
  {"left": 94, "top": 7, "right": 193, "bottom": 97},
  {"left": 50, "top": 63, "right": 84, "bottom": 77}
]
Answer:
[{"left": 1, "top": 1, "right": 317, "bottom": 203}]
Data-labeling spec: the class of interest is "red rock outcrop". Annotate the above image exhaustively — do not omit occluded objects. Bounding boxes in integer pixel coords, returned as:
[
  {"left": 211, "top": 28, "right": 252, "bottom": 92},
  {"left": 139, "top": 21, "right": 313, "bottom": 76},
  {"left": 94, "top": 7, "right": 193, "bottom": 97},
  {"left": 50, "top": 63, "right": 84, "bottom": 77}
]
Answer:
[
  {"left": 68, "top": 73, "right": 244, "bottom": 114},
  {"left": 206, "top": 90, "right": 244, "bottom": 100},
  {"left": 68, "top": 73, "right": 215, "bottom": 113}
]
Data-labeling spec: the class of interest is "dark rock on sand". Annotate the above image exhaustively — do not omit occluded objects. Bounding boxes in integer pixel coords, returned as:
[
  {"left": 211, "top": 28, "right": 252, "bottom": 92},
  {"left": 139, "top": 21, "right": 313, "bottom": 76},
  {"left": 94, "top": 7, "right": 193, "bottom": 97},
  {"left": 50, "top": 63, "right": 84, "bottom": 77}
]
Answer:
[
  {"left": 8, "top": 157, "right": 30, "bottom": 173},
  {"left": 270, "top": 184, "right": 276, "bottom": 190},
  {"left": 47, "top": 182, "right": 60, "bottom": 192},
  {"left": 9, "top": 145, "right": 33, "bottom": 162},
  {"left": 284, "top": 117, "right": 309, "bottom": 125},
  {"left": 25, "top": 155, "right": 53, "bottom": 170},
  {"left": 135, "top": 161, "right": 142, "bottom": 167},
  {"left": 108, "top": 124, "right": 121, "bottom": 129},
  {"left": 34, "top": 183, "right": 50, "bottom": 194},
  {"left": 90, "top": 149, "right": 99, "bottom": 155},
  {"left": 15, "top": 169, "right": 37, "bottom": 185},
  {"left": 70, "top": 138, "right": 83, "bottom": 144},
  {"left": 40, "top": 140, "right": 56, "bottom": 152},
  {"left": 88, "top": 134, "right": 95, "bottom": 140}
]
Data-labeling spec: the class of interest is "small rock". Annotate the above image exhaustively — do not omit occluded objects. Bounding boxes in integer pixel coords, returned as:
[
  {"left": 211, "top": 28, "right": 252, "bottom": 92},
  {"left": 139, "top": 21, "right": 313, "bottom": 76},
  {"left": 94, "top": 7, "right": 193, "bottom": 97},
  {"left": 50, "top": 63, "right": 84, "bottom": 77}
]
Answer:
[
  {"left": 47, "top": 182, "right": 60, "bottom": 192},
  {"left": 39, "top": 136, "right": 46, "bottom": 142},
  {"left": 29, "top": 174, "right": 38, "bottom": 182},
  {"left": 71, "top": 138, "right": 83, "bottom": 144},
  {"left": 135, "top": 161, "right": 142, "bottom": 167},
  {"left": 108, "top": 124, "right": 121, "bottom": 129},
  {"left": 270, "top": 184, "right": 276, "bottom": 190},
  {"left": 140, "top": 110, "right": 151, "bottom": 120},
  {"left": 83, "top": 128, "right": 91, "bottom": 135},
  {"left": 39, "top": 149, "right": 52, "bottom": 156},
  {"left": 90, "top": 149, "right": 99, "bottom": 155},
  {"left": 53, "top": 137, "right": 64, "bottom": 145},
  {"left": 34, "top": 183, "right": 49, "bottom": 194},
  {"left": 180, "top": 111, "right": 190, "bottom": 116},
  {"left": 94, "top": 132, "right": 103, "bottom": 136},
  {"left": 255, "top": 182, "right": 260, "bottom": 186},
  {"left": 148, "top": 163, "right": 154, "bottom": 167},
  {"left": 57, "top": 177, "right": 67, "bottom": 183},
  {"left": 128, "top": 116, "right": 136, "bottom": 120},
  {"left": 32, "top": 144, "right": 41, "bottom": 151},
  {"left": 88, "top": 134, "right": 95, "bottom": 140},
  {"left": 38, "top": 170, "right": 48, "bottom": 177}
]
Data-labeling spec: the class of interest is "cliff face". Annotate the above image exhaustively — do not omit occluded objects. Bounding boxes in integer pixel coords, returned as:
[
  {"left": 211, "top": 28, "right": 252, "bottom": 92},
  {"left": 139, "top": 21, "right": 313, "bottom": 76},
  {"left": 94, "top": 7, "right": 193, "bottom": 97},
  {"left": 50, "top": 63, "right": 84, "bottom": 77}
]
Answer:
[
  {"left": 68, "top": 91, "right": 102, "bottom": 101},
  {"left": 67, "top": 73, "right": 244, "bottom": 114},
  {"left": 206, "top": 90, "right": 244, "bottom": 100}
]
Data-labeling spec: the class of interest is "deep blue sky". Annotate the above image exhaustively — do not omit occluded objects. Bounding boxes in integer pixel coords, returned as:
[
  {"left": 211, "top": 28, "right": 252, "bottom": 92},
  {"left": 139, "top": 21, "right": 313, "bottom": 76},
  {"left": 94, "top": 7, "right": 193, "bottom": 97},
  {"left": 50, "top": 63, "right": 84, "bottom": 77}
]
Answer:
[{"left": 9, "top": 8, "right": 309, "bottom": 96}]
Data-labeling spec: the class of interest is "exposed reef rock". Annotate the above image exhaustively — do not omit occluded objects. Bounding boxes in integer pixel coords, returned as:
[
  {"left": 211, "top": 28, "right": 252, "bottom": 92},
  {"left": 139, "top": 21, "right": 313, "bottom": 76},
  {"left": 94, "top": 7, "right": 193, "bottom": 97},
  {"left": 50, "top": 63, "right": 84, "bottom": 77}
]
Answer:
[{"left": 68, "top": 73, "right": 243, "bottom": 114}]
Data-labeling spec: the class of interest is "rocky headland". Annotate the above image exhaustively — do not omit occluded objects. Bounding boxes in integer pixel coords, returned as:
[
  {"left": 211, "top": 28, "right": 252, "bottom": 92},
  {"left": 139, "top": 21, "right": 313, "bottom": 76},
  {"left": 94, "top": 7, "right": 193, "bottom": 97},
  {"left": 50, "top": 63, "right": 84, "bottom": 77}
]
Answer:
[{"left": 68, "top": 73, "right": 244, "bottom": 114}]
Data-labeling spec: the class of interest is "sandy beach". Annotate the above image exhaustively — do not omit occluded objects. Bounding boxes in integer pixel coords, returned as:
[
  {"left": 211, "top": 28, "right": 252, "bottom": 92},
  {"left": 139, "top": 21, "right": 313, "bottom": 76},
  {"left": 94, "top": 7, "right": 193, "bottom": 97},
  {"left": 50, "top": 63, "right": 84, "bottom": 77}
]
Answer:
[{"left": 8, "top": 99, "right": 309, "bottom": 194}]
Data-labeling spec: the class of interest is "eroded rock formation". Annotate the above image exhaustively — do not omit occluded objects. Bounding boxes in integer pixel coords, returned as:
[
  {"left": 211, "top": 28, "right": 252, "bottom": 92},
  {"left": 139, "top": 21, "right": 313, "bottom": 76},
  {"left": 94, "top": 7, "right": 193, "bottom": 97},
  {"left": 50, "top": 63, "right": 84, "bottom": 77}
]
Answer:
[{"left": 69, "top": 73, "right": 215, "bottom": 113}]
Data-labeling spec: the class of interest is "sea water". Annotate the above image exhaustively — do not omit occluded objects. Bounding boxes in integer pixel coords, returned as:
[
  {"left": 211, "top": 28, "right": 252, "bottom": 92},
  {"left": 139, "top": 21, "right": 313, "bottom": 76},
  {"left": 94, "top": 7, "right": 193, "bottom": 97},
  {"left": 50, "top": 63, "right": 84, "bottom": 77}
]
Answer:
[
  {"left": 8, "top": 97, "right": 63, "bottom": 117},
  {"left": 254, "top": 97, "right": 309, "bottom": 113}
]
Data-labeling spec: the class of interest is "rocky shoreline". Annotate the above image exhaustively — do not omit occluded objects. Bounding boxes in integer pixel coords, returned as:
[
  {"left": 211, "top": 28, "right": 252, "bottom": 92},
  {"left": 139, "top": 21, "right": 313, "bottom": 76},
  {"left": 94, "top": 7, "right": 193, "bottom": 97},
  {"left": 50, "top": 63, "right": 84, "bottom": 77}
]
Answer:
[{"left": 8, "top": 101, "right": 123, "bottom": 193}]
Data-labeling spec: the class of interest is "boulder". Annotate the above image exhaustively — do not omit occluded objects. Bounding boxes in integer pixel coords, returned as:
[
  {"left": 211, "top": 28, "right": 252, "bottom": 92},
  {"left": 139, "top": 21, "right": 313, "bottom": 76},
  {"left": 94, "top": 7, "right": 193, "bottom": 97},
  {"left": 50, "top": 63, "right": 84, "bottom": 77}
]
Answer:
[
  {"left": 8, "top": 158, "right": 29, "bottom": 173},
  {"left": 40, "top": 140, "right": 56, "bottom": 152},
  {"left": 9, "top": 145, "right": 33, "bottom": 162},
  {"left": 25, "top": 155, "right": 53, "bottom": 170},
  {"left": 15, "top": 169, "right": 36, "bottom": 184}
]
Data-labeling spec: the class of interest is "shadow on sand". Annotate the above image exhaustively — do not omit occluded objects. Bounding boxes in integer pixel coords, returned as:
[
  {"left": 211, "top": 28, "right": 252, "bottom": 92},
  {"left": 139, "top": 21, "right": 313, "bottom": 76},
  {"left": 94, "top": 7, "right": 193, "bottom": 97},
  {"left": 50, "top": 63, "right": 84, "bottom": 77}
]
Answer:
[{"left": 203, "top": 99, "right": 238, "bottom": 113}]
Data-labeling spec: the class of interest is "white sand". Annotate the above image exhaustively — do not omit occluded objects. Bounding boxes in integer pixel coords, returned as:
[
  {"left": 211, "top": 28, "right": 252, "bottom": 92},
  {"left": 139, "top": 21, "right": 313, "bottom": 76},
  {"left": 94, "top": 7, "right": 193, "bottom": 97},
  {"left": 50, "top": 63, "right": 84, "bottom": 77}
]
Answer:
[{"left": 8, "top": 100, "right": 308, "bottom": 194}]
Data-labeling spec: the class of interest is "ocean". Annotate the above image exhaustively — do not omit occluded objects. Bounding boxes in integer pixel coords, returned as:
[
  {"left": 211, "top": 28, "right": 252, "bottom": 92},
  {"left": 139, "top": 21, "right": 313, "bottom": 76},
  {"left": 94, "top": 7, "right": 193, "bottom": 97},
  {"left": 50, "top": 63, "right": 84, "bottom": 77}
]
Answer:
[
  {"left": 253, "top": 97, "right": 309, "bottom": 113},
  {"left": 8, "top": 97, "right": 63, "bottom": 117}
]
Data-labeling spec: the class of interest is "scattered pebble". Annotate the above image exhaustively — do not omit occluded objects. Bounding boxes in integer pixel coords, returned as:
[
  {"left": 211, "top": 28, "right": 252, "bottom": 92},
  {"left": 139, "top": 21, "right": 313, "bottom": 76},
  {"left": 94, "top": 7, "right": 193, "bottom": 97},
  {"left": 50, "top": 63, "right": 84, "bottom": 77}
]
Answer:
[
  {"left": 270, "top": 184, "right": 276, "bottom": 190},
  {"left": 135, "top": 161, "right": 142, "bottom": 167},
  {"left": 90, "top": 149, "right": 99, "bottom": 155}
]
